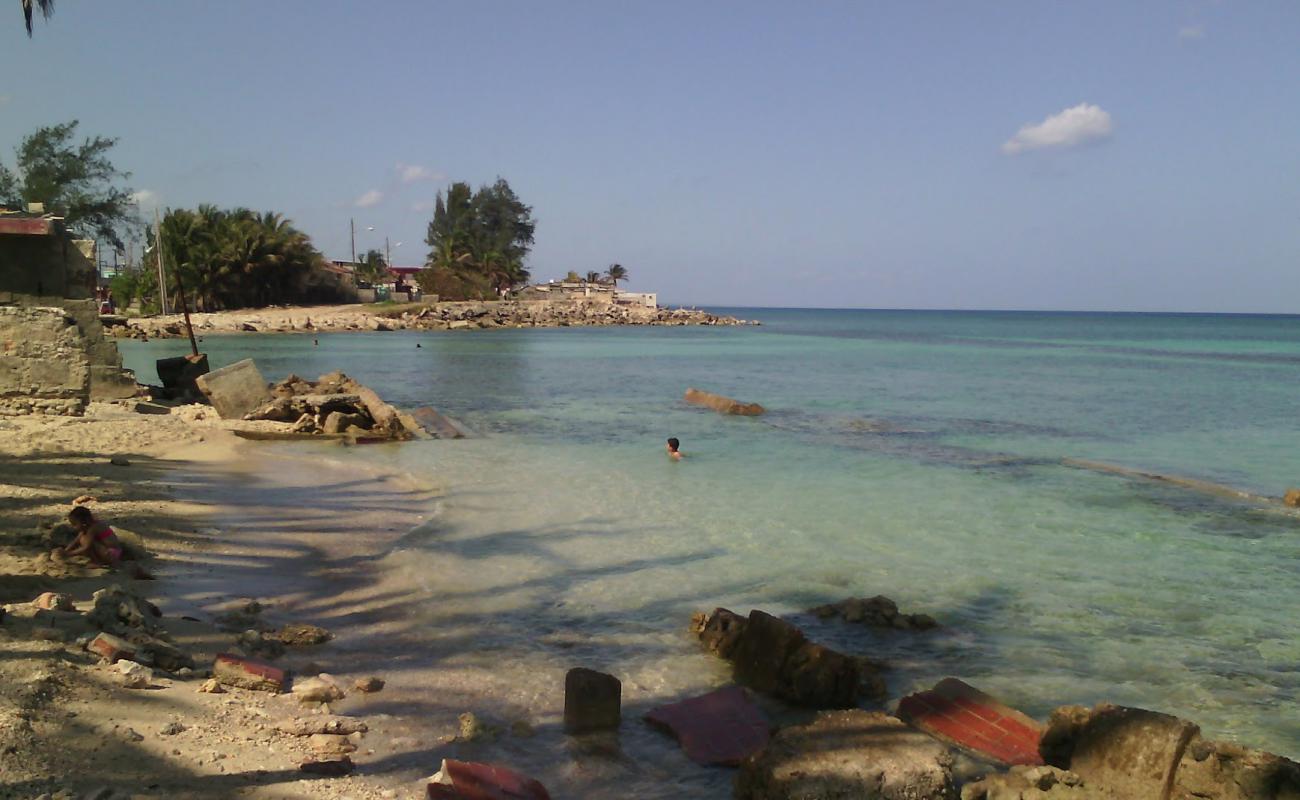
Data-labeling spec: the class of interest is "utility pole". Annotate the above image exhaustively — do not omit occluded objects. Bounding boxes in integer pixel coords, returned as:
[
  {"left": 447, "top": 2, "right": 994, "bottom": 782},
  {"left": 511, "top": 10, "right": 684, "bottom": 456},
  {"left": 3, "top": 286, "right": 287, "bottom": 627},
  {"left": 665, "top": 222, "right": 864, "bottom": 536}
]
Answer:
[
  {"left": 154, "top": 208, "right": 169, "bottom": 315},
  {"left": 350, "top": 218, "right": 356, "bottom": 264},
  {"left": 385, "top": 236, "right": 391, "bottom": 269}
]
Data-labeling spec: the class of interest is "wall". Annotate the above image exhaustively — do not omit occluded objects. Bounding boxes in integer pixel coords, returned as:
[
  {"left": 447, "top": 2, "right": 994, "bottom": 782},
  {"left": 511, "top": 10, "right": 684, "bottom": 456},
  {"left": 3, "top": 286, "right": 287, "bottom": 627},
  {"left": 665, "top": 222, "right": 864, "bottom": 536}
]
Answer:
[
  {"left": 0, "top": 226, "right": 95, "bottom": 300},
  {"left": 0, "top": 305, "right": 91, "bottom": 415}
]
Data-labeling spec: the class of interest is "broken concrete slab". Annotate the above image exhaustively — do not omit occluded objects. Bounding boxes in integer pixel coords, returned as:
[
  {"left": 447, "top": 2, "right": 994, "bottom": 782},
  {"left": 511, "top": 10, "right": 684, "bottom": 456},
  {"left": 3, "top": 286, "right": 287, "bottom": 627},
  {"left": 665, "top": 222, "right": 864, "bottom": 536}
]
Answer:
[
  {"left": 563, "top": 667, "right": 621, "bottom": 734},
  {"left": 426, "top": 759, "right": 552, "bottom": 800},
  {"left": 410, "top": 406, "right": 474, "bottom": 439},
  {"left": 212, "top": 653, "right": 285, "bottom": 692},
  {"left": 194, "top": 358, "right": 268, "bottom": 419},
  {"left": 684, "top": 387, "right": 765, "bottom": 416},
  {"left": 897, "top": 677, "right": 1045, "bottom": 767},
  {"left": 644, "top": 685, "right": 769, "bottom": 766},
  {"left": 1040, "top": 704, "right": 1198, "bottom": 800}
]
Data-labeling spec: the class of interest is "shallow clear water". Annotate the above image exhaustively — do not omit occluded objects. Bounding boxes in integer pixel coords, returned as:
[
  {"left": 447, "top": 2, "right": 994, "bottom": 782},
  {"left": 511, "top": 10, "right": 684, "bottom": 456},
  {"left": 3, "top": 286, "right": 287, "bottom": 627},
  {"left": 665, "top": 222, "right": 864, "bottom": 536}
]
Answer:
[{"left": 122, "top": 309, "right": 1300, "bottom": 775}]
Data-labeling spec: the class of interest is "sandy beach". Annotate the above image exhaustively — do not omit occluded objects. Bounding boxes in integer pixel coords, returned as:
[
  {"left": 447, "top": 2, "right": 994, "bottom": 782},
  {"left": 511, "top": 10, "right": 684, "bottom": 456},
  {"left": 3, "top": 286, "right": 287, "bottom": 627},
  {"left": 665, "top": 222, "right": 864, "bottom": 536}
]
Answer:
[{"left": 0, "top": 406, "right": 453, "bottom": 800}]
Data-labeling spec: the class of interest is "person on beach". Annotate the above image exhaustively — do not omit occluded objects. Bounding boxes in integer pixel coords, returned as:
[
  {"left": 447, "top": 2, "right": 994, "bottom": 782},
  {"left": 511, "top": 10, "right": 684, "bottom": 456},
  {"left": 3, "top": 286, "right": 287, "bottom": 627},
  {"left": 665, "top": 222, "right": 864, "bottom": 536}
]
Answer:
[
  {"left": 60, "top": 506, "right": 123, "bottom": 567},
  {"left": 666, "top": 437, "right": 683, "bottom": 461}
]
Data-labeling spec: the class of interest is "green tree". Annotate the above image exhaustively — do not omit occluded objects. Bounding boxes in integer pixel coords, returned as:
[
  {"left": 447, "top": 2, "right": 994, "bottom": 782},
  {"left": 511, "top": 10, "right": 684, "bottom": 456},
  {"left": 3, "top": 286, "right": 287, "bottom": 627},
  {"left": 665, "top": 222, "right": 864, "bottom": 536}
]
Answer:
[
  {"left": 585, "top": 270, "right": 602, "bottom": 284},
  {"left": 20, "top": 0, "right": 53, "bottom": 36},
  {"left": 605, "top": 263, "right": 628, "bottom": 288},
  {"left": 420, "top": 177, "right": 535, "bottom": 300},
  {"left": 354, "top": 249, "right": 388, "bottom": 285},
  {"left": 0, "top": 120, "right": 136, "bottom": 250}
]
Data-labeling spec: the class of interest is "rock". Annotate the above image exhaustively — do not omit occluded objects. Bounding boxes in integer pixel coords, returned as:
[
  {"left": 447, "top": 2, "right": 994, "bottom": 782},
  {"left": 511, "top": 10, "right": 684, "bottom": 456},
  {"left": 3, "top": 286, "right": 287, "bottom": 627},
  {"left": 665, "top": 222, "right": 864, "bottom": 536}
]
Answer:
[
  {"left": 1285, "top": 488, "right": 1300, "bottom": 508},
  {"left": 366, "top": 317, "right": 391, "bottom": 331},
  {"left": 322, "top": 411, "right": 370, "bottom": 435},
  {"left": 1175, "top": 734, "right": 1300, "bottom": 800},
  {"left": 33, "top": 592, "right": 74, "bottom": 611},
  {"left": 293, "top": 675, "right": 345, "bottom": 703},
  {"left": 276, "top": 622, "right": 333, "bottom": 645},
  {"left": 87, "top": 632, "right": 136, "bottom": 663},
  {"left": 117, "top": 660, "right": 153, "bottom": 689},
  {"left": 238, "top": 629, "right": 286, "bottom": 659},
  {"left": 696, "top": 607, "right": 749, "bottom": 659},
  {"left": 728, "top": 610, "right": 860, "bottom": 708},
  {"left": 735, "top": 710, "right": 956, "bottom": 799},
  {"left": 960, "top": 765, "right": 1088, "bottom": 799},
  {"left": 212, "top": 653, "right": 285, "bottom": 692},
  {"left": 123, "top": 728, "right": 144, "bottom": 743},
  {"left": 684, "top": 387, "right": 765, "bottom": 416},
  {"left": 87, "top": 584, "right": 159, "bottom": 634},
  {"left": 299, "top": 756, "right": 354, "bottom": 776},
  {"left": 353, "top": 676, "right": 384, "bottom": 693},
  {"left": 109, "top": 455, "right": 131, "bottom": 467},
  {"left": 159, "top": 721, "right": 186, "bottom": 736},
  {"left": 197, "top": 678, "right": 224, "bottom": 693},
  {"left": 458, "top": 711, "right": 499, "bottom": 742},
  {"left": 308, "top": 733, "right": 358, "bottom": 755},
  {"left": 276, "top": 716, "right": 369, "bottom": 736},
  {"left": 72, "top": 494, "right": 97, "bottom": 505},
  {"left": 563, "top": 667, "right": 622, "bottom": 734},
  {"left": 194, "top": 358, "right": 270, "bottom": 419},
  {"left": 243, "top": 397, "right": 299, "bottom": 422},
  {"left": 1040, "top": 704, "right": 1198, "bottom": 800},
  {"left": 136, "top": 635, "right": 195, "bottom": 672}
]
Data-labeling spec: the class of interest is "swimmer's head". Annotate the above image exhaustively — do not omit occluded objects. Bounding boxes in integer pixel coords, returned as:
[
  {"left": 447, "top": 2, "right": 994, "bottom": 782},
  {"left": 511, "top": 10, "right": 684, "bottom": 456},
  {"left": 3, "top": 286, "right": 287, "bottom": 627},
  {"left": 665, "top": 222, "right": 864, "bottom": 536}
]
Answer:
[{"left": 667, "top": 437, "right": 680, "bottom": 452}]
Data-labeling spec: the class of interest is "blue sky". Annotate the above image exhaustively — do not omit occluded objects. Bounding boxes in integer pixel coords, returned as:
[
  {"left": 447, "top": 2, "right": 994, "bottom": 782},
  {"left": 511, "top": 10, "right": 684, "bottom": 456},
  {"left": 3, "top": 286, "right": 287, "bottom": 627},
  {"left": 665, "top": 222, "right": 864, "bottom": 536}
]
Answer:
[{"left": 2, "top": 1, "right": 1298, "bottom": 311}]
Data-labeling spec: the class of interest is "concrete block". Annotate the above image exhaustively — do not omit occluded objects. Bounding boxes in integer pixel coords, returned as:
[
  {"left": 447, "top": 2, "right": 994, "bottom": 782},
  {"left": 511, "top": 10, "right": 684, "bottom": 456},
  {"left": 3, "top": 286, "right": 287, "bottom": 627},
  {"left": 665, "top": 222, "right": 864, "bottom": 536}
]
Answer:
[
  {"left": 563, "top": 667, "right": 621, "bottom": 734},
  {"left": 195, "top": 358, "right": 269, "bottom": 419},
  {"left": 213, "top": 653, "right": 285, "bottom": 692},
  {"left": 90, "top": 365, "right": 138, "bottom": 400},
  {"left": 87, "top": 632, "right": 137, "bottom": 663}
]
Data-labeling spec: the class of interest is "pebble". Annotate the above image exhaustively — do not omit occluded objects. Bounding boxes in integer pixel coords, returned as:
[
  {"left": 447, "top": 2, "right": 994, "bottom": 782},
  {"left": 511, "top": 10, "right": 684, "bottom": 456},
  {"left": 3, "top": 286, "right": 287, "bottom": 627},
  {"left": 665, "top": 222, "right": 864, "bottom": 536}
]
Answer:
[{"left": 159, "top": 721, "right": 186, "bottom": 736}]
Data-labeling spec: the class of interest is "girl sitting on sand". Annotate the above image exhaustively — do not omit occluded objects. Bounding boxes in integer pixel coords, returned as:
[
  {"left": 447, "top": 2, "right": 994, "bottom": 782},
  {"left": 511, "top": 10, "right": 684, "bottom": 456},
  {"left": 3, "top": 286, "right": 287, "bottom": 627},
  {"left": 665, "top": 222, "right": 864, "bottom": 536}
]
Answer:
[{"left": 60, "top": 506, "right": 123, "bottom": 567}]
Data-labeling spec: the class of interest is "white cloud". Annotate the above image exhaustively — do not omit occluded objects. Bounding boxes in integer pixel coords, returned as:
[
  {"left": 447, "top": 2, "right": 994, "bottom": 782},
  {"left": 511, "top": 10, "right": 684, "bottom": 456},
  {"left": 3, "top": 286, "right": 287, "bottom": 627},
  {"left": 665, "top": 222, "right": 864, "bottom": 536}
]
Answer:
[
  {"left": 130, "top": 189, "right": 159, "bottom": 209},
  {"left": 1178, "top": 25, "right": 1206, "bottom": 40},
  {"left": 397, "top": 163, "right": 445, "bottom": 183},
  {"left": 354, "top": 189, "right": 383, "bottom": 208},
  {"left": 1001, "top": 103, "right": 1114, "bottom": 155}
]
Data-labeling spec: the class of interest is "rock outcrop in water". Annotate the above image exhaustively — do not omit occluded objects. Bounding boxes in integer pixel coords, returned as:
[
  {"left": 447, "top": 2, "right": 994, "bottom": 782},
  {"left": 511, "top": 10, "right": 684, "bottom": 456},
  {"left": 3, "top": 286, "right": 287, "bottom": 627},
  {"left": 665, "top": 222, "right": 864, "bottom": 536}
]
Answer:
[
  {"left": 683, "top": 387, "right": 766, "bottom": 416},
  {"left": 242, "top": 371, "right": 421, "bottom": 440}
]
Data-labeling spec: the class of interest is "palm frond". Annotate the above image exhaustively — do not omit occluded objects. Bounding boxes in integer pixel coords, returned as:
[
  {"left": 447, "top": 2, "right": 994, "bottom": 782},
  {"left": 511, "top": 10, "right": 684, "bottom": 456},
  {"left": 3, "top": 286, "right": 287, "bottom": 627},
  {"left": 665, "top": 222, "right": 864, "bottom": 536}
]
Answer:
[{"left": 22, "top": 0, "right": 55, "bottom": 37}]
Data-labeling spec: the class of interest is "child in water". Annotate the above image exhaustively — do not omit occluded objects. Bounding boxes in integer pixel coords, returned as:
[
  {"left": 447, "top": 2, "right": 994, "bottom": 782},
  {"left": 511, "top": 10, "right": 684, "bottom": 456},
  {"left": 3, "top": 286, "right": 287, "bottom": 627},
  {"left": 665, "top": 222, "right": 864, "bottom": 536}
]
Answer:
[
  {"left": 60, "top": 505, "right": 123, "bottom": 567},
  {"left": 666, "top": 437, "right": 683, "bottom": 461}
]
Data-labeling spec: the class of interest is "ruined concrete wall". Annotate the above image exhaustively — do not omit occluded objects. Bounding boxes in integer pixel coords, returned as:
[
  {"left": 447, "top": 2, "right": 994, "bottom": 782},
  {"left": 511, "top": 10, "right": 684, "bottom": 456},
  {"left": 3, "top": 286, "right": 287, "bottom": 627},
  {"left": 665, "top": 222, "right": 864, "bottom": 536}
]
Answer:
[
  {"left": 0, "top": 234, "right": 95, "bottom": 300},
  {"left": 0, "top": 305, "right": 91, "bottom": 415}
]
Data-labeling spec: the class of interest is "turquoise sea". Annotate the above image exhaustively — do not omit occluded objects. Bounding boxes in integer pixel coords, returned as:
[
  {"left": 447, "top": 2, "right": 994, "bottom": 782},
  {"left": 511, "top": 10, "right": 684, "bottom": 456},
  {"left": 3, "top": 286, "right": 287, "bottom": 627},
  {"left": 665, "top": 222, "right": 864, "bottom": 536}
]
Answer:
[{"left": 122, "top": 309, "right": 1300, "bottom": 773}]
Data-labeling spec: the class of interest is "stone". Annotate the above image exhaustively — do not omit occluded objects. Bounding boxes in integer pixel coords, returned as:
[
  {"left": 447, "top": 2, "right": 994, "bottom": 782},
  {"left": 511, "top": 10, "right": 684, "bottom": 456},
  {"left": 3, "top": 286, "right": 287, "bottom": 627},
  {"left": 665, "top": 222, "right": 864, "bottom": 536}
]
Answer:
[
  {"left": 1174, "top": 734, "right": 1300, "bottom": 800},
  {"left": 117, "top": 659, "right": 153, "bottom": 688},
  {"left": 1284, "top": 489, "right": 1300, "bottom": 508},
  {"left": 322, "top": 411, "right": 369, "bottom": 435},
  {"left": 898, "top": 678, "right": 1045, "bottom": 767},
  {"left": 564, "top": 667, "right": 622, "bottom": 734},
  {"left": 730, "top": 609, "right": 860, "bottom": 708},
  {"left": 132, "top": 401, "right": 170, "bottom": 415},
  {"left": 197, "top": 678, "right": 224, "bottom": 693},
  {"left": 276, "top": 622, "right": 333, "bottom": 645},
  {"left": 410, "top": 406, "right": 472, "bottom": 439},
  {"left": 33, "top": 592, "right": 73, "bottom": 611},
  {"left": 87, "top": 632, "right": 136, "bottom": 663},
  {"left": 458, "top": 711, "right": 499, "bottom": 742},
  {"left": 427, "top": 759, "right": 551, "bottom": 800},
  {"left": 293, "top": 675, "right": 345, "bottom": 703},
  {"left": 684, "top": 387, "right": 765, "bottom": 415},
  {"left": 645, "top": 685, "right": 769, "bottom": 767},
  {"left": 238, "top": 629, "right": 286, "bottom": 658},
  {"left": 276, "top": 716, "right": 369, "bottom": 736},
  {"left": 696, "top": 607, "right": 748, "bottom": 659},
  {"left": 735, "top": 710, "right": 956, "bottom": 799},
  {"left": 109, "top": 455, "right": 131, "bottom": 467},
  {"left": 212, "top": 653, "right": 285, "bottom": 692},
  {"left": 194, "top": 358, "right": 270, "bottom": 419},
  {"left": 299, "top": 756, "right": 354, "bottom": 776},
  {"left": 730, "top": 610, "right": 807, "bottom": 697},
  {"left": 308, "top": 733, "right": 357, "bottom": 755},
  {"left": 1040, "top": 704, "right": 1198, "bottom": 800},
  {"left": 960, "top": 765, "right": 1089, "bottom": 799},
  {"left": 159, "top": 721, "right": 186, "bottom": 736},
  {"left": 353, "top": 676, "right": 385, "bottom": 693}
]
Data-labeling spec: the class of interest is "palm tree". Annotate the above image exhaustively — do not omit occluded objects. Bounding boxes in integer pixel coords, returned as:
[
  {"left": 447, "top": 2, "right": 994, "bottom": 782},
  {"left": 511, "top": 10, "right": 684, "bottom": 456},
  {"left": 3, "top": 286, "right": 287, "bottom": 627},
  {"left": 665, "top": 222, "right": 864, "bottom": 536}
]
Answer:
[
  {"left": 21, "top": 0, "right": 54, "bottom": 36},
  {"left": 585, "top": 270, "right": 602, "bottom": 284},
  {"left": 605, "top": 263, "right": 628, "bottom": 289}
]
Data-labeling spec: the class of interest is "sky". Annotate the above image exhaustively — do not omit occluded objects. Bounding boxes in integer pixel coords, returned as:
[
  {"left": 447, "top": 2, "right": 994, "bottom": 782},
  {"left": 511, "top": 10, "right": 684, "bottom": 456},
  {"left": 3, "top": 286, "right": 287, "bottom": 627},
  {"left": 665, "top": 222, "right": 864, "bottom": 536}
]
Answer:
[{"left": 2, "top": 1, "right": 1298, "bottom": 311}]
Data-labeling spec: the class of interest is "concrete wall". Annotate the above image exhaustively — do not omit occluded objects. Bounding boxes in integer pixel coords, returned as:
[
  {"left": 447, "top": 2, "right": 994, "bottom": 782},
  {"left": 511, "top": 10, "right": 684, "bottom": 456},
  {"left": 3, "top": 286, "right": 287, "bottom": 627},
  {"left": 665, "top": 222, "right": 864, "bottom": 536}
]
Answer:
[
  {"left": 0, "top": 230, "right": 96, "bottom": 300},
  {"left": 0, "top": 305, "right": 91, "bottom": 415}
]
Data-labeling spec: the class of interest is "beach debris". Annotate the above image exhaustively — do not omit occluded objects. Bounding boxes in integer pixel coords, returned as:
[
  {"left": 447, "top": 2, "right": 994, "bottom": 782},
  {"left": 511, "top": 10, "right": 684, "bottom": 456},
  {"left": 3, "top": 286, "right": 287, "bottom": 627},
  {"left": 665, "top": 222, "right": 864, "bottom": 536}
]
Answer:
[
  {"left": 1285, "top": 488, "right": 1300, "bottom": 507},
  {"left": 276, "top": 716, "right": 369, "bottom": 736},
  {"left": 309, "top": 733, "right": 358, "bottom": 755},
  {"left": 959, "top": 765, "right": 1087, "bottom": 799},
  {"left": 197, "top": 678, "right": 224, "bottom": 694},
  {"left": 245, "top": 371, "right": 422, "bottom": 440},
  {"left": 563, "top": 667, "right": 622, "bottom": 734},
  {"left": 276, "top": 622, "right": 333, "bottom": 646},
  {"left": 353, "top": 676, "right": 385, "bottom": 693},
  {"left": 87, "top": 632, "right": 136, "bottom": 663},
  {"left": 87, "top": 584, "right": 160, "bottom": 635},
  {"left": 293, "top": 674, "right": 346, "bottom": 704},
  {"left": 457, "top": 712, "right": 499, "bottom": 743},
  {"left": 195, "top": 358, "right": 270, "bottom": 419},
  {"left": 109, "top": 455, "right": 131, "bottom": 467},
  {"left": 117, "top": 660, "right": 153, "bottom": 689},
  {"left": 159, "top": 721, "right": 186, "bottom": 736},
  {"left": 213, "top": 653, "right": 285, "bottom": 692},
  {"left": 897, "top": 678, "right": 1044, "bottom": 767},
  {"left": 299, "top": 755, "right": 355, "bottom": 776},
  {"left": 32, "top": 592, "right": 73, "bottom": 611},
  {"left": 735, "top": 710, "right": 956, "bottom": 800},
  {"left": 684, "top": 387, "right": 766, "bottom": 416},
  {"left": 692, "top": 608, "right": 872, "bottom": 708},
  {"left": 645, "top": 686, "right": 769, "bottom": 767},
  {"left": 808, "top": 595, "right": 939, "bottom": 630},
  {"left": 132, "top": 400, "right": 172, "bottom": 415},
  {"left": 426, "top": 759, "right": 552, "bottom": 800},
  {"left": 410, "top": 406, "right": 474, "bottom": 439},
  {"left": 1039, "top": 704, "right": 1198, "bottom": 800}
]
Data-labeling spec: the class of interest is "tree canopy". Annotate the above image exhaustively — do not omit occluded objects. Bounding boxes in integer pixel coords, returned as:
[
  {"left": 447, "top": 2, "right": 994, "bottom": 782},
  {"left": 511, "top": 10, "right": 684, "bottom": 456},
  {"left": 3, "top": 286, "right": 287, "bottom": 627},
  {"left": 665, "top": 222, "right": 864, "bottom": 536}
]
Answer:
[
  {"left": 0, "top": 120, "right": 135, "bottom": 250},
  {"left": 354, "top": 249, "right": 389, "bottom": 286},
  {"left": 418, "top": 178, "right": 536, "bottom": 300},
  {"left": 20, "top": 0, "right": 54, "bottom": 36},
  {"left": 605, "top": 263, "right": 629, "bottom": 288}
]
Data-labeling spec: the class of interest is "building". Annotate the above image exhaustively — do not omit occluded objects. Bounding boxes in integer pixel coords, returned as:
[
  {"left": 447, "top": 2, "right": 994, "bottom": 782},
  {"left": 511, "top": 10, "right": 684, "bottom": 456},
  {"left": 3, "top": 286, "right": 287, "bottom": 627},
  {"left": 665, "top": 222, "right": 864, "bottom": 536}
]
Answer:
[
  {"left": 0, "top": 210, "right": 96, "bottom": 299},
  {"left": 515, "top": 281, "right": 657, "bottom": 309}
]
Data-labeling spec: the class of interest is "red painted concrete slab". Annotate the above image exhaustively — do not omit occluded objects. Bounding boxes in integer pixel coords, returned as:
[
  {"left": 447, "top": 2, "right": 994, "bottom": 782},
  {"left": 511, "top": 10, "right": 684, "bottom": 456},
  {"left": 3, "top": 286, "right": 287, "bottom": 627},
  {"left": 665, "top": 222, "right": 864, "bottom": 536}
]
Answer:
[
  {"left": 645, "top": 685, "right": 770, "bottom": 767},
  {"left": 897, "top": 677, "right": 1044, "bottom": 766},
  {"left": 426, "top": 759, "right": 551, "bottom": 800}
]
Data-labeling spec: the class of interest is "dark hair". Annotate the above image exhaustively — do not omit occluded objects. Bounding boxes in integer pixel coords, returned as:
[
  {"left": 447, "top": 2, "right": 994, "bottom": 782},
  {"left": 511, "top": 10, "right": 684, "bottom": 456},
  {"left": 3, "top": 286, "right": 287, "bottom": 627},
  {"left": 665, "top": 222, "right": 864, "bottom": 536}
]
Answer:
[
  {"left": 667, "top": 437, "right": 680, "bottom": 451},
  {"left": 69, "top": 506, "right": 93, "bottom": 524}
]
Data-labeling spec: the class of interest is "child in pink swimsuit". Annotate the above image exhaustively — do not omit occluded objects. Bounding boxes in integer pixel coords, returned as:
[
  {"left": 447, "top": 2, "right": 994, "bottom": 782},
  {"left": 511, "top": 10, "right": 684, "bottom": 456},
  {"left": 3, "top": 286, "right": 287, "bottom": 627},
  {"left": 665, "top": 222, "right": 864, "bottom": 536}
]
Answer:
[{"left": 63, "top": 506, "right": 123, "bottom": 566}]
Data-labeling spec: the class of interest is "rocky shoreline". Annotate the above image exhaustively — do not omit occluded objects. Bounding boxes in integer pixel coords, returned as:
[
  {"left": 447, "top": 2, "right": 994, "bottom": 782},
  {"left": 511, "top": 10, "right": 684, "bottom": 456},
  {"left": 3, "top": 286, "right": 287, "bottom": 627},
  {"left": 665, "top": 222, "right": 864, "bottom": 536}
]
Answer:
[{"left": 105, "top": 301, "right": 758, "bottom": 340}]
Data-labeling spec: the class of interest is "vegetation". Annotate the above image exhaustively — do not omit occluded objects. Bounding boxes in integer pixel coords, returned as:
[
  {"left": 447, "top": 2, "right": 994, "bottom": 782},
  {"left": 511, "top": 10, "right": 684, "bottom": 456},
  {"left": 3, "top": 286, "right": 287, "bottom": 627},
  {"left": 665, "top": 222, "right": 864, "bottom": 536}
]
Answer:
[
  {"left": 20, "top": 0, "right": 53, "bottom": 36},
  {"left": 113, "top": 206, "right": 340, "bottom": 312},
  {"left": 354, "top": 248, "right": 389, "bottom": 286},
  {"left": 605, "top": 263, "right": 628, "bottom": 288},
  {"left": 417, "top": 178, "right": 535, "bottom": 300},
  {"left": 0, "top": 120, "right": 135, "bottom": 250}
]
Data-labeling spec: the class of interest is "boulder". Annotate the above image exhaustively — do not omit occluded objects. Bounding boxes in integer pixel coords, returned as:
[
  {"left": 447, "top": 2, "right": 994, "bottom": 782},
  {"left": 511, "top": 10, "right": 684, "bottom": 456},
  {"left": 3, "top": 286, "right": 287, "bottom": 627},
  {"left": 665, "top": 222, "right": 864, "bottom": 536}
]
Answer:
[
  {"left": 322, "top": 411, "right": 370, "bottom": 435},
  {"left": 353, "top": 676, "right": 385, "bottom": 693},
  {"left": 117, "top": 660, "right": 153, "bottom": 689},
  {"left": 308, "top": 733, "right": 357, "bottom": 755},
  {"left": 684, "top": 387, "right": 765, "bottom": 416},
  {"left": 293, "top": 674, "right": 346, "bottom": 703},
  {"left": 1173, "top": 735, "right": 1300, "bottom": 800},
  {"left": 960, "top": 765, "right": 1091, "bottom": 799},
  {"left": 563, "top": 667, "right": 622, "bottom": 734},
  {"left": 194, "top": 358, "right": 270, "bottom": 419},
  {"left": 276, "top": 623, "right": 333, "bottom": 646},
  {"left": 809, "top": 595, "right": 939, "bottom": 630},
  {"left": 735, "top": 710, "right": 956, "bottom": 799},
  {"left": 694, "top": 607, "right": 748, "bottom": 659},
  {"left": 1040, "top": 704, "right": 1198, "bottom": 800},
  {"left": 729, "top": 610, "right": 861, "bottom": 708}
]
